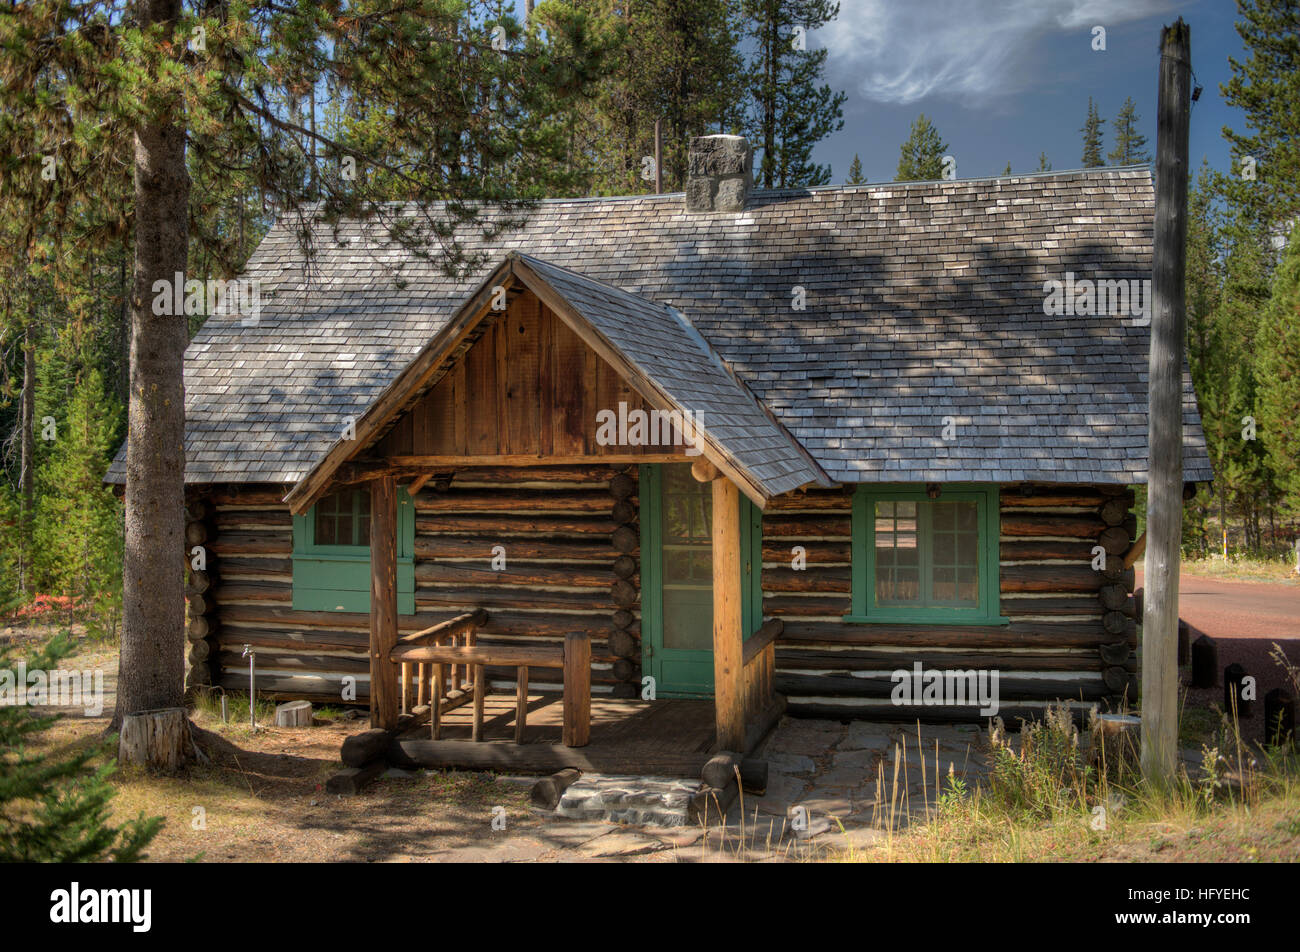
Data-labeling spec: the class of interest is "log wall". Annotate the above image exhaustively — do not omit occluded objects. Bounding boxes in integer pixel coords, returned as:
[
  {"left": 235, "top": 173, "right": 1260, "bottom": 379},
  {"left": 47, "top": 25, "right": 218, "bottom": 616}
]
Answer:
[
  {"left": 190, "top": 476, "right": 1139, "bottom": 722},
  {"left": 762, "top": 483, "right": 1139, "bottom": 720},
  {"left": 190, "top": 467, "right": 644, "bottom": 704}
]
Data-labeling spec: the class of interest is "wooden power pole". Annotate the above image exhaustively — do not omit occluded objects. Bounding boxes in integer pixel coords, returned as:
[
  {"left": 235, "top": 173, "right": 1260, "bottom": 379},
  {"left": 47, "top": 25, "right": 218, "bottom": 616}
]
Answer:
[{"left": 1142, "top": 18, "right": 1191, "bottom": 785}]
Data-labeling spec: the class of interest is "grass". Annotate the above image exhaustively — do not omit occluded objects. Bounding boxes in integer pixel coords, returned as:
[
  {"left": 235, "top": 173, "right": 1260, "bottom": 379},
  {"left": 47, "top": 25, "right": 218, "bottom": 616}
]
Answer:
[{"left": 1178, "top": 552, "right": 1299, "bottom": 584}]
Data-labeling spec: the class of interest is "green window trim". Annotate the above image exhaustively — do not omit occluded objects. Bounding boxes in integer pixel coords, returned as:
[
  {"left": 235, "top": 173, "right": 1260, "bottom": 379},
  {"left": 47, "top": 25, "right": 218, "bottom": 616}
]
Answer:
[
  {"left": 845, "top": 483, "right": 1007, "bottom": 626},
  {"left": 292, "top": 487, "right": 415, "bottom": 614}
]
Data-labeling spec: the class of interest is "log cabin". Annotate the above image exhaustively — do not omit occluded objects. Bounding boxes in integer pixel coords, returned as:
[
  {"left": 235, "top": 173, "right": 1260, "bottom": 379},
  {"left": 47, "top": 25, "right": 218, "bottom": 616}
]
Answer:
[{"left": 107, "top": 135, "right": 1213, "bottom": 774}]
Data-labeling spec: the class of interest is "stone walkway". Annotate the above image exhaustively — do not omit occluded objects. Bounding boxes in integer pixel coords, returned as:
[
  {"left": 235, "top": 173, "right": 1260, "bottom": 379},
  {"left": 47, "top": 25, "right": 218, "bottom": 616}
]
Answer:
[{"left": 529, "top": 715, "right": 997, "bottom": 860}]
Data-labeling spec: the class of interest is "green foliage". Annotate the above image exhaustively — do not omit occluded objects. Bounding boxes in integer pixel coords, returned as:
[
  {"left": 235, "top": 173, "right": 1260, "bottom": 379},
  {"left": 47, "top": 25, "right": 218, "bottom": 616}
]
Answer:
[
  {"left": 1107, "top": 97, "right": 1149, "bottom": 165},
  {"left": 895, "top": 114, "right": 948, "bottom": 182},
  {"left": 0, "top": 634, "right": 161, "bottom": 861},
  {"left": 1080, "top": 96, "right": 1105, "bottom": 168},
  {"left": 31, "top": 368, "right": 124, "bottom": 638},
  {"left": 740, "top": 0, "right": 846, "bottom": 189},
  {"left": 846, "top": 153, "right": 866, "bottom": 185},
  {"left": 986, "top": 706, "right": 1099, "bottom": 820},
  {"left": 1257, "top": 229, "right": 1300, "bottom": 507},
  {"left": 1037, "top": 151, "right": 1051, "bottom": 172}
]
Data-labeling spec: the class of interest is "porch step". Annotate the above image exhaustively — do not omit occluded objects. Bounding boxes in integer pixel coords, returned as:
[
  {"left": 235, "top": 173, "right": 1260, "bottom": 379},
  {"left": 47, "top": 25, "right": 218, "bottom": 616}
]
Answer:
[{"left": 551, "top": 774, "right": 700, "bottom": 827}]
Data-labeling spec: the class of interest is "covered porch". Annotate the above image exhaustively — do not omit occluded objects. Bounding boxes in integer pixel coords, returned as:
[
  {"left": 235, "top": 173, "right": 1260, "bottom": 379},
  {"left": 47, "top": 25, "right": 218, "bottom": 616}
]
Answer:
[{"left": 283, "top": 253, "right": 824, "bottom": 776}]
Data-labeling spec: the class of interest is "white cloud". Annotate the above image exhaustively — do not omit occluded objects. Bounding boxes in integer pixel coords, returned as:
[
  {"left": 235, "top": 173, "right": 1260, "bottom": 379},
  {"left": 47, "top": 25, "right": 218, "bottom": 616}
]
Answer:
[{"left": 820, "top": 0, "right": 1174, "bottom": 104}]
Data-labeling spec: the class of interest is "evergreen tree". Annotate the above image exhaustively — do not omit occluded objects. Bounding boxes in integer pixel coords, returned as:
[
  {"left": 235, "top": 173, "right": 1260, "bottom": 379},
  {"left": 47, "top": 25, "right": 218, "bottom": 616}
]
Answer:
[
  {"left": 742, "top": 0, "right": 847, "bottom": 189},
  {"left": 895, "top": 114, "right": 948, "bottom": 182},
  {"left": 846, "top": 154, "right": 866, "bottom": 185},
  {"left": 0, "top": 634, "right": 162, "bottom": 861},
  {"left": 1001, "top": 161, "right": 1012, "bottom": 176},
  {"left": 1081, "top": 97, "right": 1105, "bottom": 168},
  {"left": 1107, "top": 97, "right": 1150, "bottom": 165},
  {"left": 1258, "top": 228, "right": 1300, "bottom": 512},
  {"left": 1037, "top": 152, "right": 1052, "bottom": 172}
]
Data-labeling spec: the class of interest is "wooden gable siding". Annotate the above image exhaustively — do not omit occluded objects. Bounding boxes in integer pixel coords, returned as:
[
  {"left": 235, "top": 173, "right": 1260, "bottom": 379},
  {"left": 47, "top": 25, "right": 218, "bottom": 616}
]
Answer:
[
  {"left": 185, "top": 467, "right": 644, "bottom": 704},
  {"left": 373, "top": 292, "right": 686, "bottom": 461}
]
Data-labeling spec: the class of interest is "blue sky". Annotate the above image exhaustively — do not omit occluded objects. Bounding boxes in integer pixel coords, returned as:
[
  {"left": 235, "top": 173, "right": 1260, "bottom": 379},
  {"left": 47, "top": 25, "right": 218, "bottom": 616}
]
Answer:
[{"left": 812, "top": 0, "right": 1250, "bottom": 183}]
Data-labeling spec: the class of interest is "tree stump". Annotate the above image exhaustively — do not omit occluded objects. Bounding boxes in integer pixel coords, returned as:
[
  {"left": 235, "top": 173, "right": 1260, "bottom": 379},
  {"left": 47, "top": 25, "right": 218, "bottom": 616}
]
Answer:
[
  {"left": 118, "top": 707, "right": 195, "bottom": 771},
  {"left": 275, "top": 700, "right": 313, "bottom": 727}
]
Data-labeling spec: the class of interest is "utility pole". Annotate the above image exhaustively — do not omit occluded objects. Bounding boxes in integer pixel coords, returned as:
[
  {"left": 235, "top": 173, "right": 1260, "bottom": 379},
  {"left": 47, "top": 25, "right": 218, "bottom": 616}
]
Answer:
[{"left": 1142, "top": 17, "right": 1191, "bottom": 785}]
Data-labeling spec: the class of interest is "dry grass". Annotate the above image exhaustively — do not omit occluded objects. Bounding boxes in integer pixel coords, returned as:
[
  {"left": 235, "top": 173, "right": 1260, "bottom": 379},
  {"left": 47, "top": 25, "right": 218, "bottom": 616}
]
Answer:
[{"left": 1177, "top": 554, "right": 1300, "bottom": 584}]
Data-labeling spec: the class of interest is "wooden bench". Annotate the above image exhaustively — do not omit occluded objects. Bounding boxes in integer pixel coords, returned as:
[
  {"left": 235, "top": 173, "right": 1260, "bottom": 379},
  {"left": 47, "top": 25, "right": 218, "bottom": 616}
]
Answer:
[{"left": 390, "top": 632, "right": 591, "bottom": 747}]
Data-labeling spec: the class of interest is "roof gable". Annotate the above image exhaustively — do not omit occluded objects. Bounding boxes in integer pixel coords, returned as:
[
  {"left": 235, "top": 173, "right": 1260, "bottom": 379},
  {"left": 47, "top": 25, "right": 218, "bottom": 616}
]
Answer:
[{"left": 285, "top": 253, "right": 827, "bottom": 512}]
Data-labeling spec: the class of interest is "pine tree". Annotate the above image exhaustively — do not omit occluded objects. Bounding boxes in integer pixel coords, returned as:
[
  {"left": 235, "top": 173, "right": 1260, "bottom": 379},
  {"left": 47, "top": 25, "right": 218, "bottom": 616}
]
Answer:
[
  {"left": 1107, "top": 97, "right": 1150, "bottom": 165},
  {"left": 1258, "top": 228, "right": 1300, "bottom": 512},
  {"left": 1038, "top": 152, "right": 1052, "bottom": 172},
  {"left": 742, "top": 0, "right": 847, "bottom": 189},
  {"left": 1081, "top": 97, "right": 1105, "bottom": 168},
  {"left": 0, "top": 634, "right": 162, "bottom": 861},
  {"left": 846, "top": 154, "right": 866, "bottom": 185},
  {"left": 895, "top": 114, "right": 948, "bottom": 182},
  {"left": 1001, "top": 161, "right": 1012, "bottom": 176},
  {"left": 1221, "top": 0, "right": 1300, "bottom": 241}
]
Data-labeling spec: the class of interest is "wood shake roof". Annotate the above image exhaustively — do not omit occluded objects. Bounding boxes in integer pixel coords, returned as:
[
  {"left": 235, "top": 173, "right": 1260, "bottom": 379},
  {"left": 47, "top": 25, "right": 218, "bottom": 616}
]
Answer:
[{"left": 107, "top": 166, "right": 1214, "bottom": 489}]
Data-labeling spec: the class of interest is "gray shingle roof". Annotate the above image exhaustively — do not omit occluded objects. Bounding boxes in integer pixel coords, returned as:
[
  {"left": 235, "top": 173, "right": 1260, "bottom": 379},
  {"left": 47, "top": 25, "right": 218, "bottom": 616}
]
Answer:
[{"left": 106, "top": 166, "right": 1214, "bottom": 487}]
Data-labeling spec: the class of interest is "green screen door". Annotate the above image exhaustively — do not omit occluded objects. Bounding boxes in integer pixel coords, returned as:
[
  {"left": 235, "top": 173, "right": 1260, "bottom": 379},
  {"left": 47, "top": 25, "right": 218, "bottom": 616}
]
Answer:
[{"left": 641, "top": 463, "right": 761, "bottom": 698}]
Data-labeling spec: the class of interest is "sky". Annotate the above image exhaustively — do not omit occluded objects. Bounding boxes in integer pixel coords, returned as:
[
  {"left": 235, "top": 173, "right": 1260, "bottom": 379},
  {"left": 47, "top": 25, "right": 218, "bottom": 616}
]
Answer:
[
  {"left": 507, "top": 0, "right": 1254, "bottom": 186},
  {"left": 811, "top": 0, "right": 1250, "bottom": 183}
]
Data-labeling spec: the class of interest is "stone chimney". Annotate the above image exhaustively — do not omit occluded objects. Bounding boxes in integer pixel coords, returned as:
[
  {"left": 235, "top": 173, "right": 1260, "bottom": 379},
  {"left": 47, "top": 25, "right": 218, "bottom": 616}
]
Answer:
[{"left": 685, "top": 135, "right": 752, "bottom": 213}]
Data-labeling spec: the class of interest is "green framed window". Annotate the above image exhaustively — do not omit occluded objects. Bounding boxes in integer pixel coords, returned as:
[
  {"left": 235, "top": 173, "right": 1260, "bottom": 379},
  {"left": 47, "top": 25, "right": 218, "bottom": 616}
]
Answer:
[
  {"left": 292, "top": 487, "right": 415, "bottom": 613},
  {"left": 846, "top": 484, "right": 1005, "bottom": 625}
]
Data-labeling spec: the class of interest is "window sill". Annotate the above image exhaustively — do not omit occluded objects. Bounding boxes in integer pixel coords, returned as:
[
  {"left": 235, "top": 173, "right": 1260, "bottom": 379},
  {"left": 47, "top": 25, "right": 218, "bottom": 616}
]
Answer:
[{"left": 841, "top": 614, "right": 1012, "bottom": 627}]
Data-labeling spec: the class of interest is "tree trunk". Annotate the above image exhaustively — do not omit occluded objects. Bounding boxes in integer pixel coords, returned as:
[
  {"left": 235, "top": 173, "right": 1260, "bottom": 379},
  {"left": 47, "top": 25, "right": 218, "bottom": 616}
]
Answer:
[
  {"left": 112, "top": 0, "right": 192, "bottom": 731},
  {"left": 118, "top": 706, "right": 194, "bottom": 771},
  {"left": 18, "top": 316, "right": 35, "bottom": 594}
]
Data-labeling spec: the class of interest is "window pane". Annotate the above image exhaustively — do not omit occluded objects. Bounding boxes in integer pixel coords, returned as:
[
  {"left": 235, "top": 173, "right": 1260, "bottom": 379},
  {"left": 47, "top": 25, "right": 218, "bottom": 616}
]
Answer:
[{"left": 870, "top": 495, "right": 983, "bottom": 612}]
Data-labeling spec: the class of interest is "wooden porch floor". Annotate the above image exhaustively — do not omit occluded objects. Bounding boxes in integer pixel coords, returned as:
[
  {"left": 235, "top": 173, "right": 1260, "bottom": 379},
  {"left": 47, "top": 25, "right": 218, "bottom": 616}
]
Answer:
[{"left": 390, "top": 694, "right": 718, "bottom": 777}]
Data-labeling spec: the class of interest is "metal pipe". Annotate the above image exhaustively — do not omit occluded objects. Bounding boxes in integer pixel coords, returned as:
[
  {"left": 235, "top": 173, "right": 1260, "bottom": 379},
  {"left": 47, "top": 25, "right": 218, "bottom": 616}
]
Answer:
[{"left": 242, "top": 644, "right": 256, "bottom": 730}]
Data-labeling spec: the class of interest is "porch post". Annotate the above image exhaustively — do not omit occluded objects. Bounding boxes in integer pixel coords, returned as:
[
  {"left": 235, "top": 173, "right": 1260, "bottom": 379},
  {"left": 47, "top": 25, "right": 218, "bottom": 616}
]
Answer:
[
  {"left": 369, "top": 474, "right": 400, "bottom": 730},
  {"left": 711, "top": 475, "right": 745, "bottom": 751}
]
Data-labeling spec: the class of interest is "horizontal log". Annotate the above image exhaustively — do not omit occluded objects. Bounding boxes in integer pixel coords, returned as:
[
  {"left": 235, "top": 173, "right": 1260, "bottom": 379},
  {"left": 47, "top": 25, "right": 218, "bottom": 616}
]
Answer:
[
  {"left": 763, "top": 593, "right": 853, "bottom": 617},
  {"left": 762, "top": 566, "right": 851, "bottom": 593},
  {"left": 416, "top": 513, "right": 618, "bottom": 537},
  {"left": 217, "top": 556, "right": 292, "bottom": 578},
  {"left": 415, "top": 561, "right": 623, "bottom": 590},
  {"left": 414, "top": 489, "right": 615, "bottom": 513},
  {"left": 212, "top": 581, "right": 292, "bottom": 604},
  {"left": 416, "top": 586, "right": 612, "bottom": 613},
  {"left": 213, "top": 510, "right": 292, "bottom": 530},
  {"left": 207, "top": 486, "right": 293, "bottom": 506},
  {"left": 216, "top": 649, "right": 369, "bottom": 675},
  {"left": 999, "top": 540, "right": 1099, "bottom": 561},
  {"left": 609, "top": 472, "right": 636, "bottom": 499},
  {"left": 612, "top": 525, "right": 638, "bottom": 554},
  {"left": 186, "top": 615, "right": 216, "bottom": 641},
  {"left": 1099, "top": 497, "right": 1129, "bottom": 526},
  {"left": 216, "top": 626, "right": 369, "bottom": 651},
  {"left": 776, "top": 672, "right": 1111, "bottom": 702},
  {"left": 762, "top": 513, "right": 853, "bottom": 538},
  {"left": 998, "top": 491, "right": 1107, "bottom": 508},
  {"left": 1000, "top": 596, "right": 1104, "bottom": 616},
  {"left": 216, "top": 672, "right": 364, "bottom": 701},
  {"left": 785, "top": 700, "right": 1095, "bottom": 725},
  {"left": 611, "top": 579, "right": 638, "bottom": 609},
  {"left": 447, "top": 465, "right": 619, "bottom": 485},
  {"left": 776, "top": 647, "right": 1133, "bottom": 673},
  {"left": 415, "top": 536, "right": 614, "bottom": 562},
  {"left": 613, "top": 555, "right": 637, "bottom": 580},
  {"left": 184, "top": 570, "right": 213, "bottom": 596},
  {"left": 607, "top": 630, "right": 638, "bottom": 659},
  {"left": 762, "top": 541, "right": 851, "bottom": 564},
  {"left": 1099, "top": 526, "right": 1132, "bottom": 555},
  {"left": 207, "top": 531, "right": 292, "bottom": 557},
  {"left": 1000, "top": 514, "right": 1107, "bottom": 538},
  {"left": 1000, "top": 563, "right": 1107, "bottom": 593},
  {"left": 779, "top": 619, "right": 1136, "bottom": 649},
  {"left": 185, "top": 522, "right": 208, "bottom": 546},
  {"left": 611, "top": 499, "right": 636, "bottom": 525}
]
